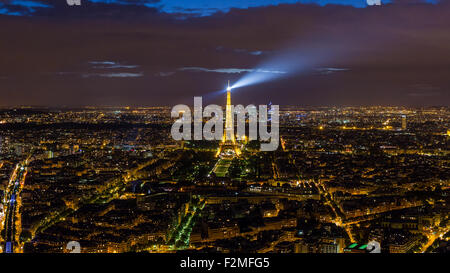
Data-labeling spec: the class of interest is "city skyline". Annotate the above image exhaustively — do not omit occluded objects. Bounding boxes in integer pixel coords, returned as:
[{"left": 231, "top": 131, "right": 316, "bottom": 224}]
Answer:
[
  {"left": 0, "top": 104, "right": 448, "bottom": 253},
  {"left": 0, "top": 0, "right": 448, "bottom": 257}
]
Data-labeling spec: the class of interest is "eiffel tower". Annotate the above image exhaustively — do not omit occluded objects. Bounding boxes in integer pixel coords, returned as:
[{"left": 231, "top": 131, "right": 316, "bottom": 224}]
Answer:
[{"left": 216, "top": 81, "right": 241, "bottom": 158}]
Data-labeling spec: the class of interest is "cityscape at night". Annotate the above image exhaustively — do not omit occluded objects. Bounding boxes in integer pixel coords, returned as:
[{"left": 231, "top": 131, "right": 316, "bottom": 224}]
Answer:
[
  {"left": 0, "top": 0, "right": 449, "bottom": 263},
  {"left": 0, "top": 104, "right": 448, "bottom": 254}
]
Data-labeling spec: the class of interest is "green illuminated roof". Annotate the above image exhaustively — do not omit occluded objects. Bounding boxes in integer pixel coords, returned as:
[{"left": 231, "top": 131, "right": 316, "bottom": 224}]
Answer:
[
  {"left": 359, "top": 244, "right": 368, "bottom": 250},
  {"left": 348, "top": 243, "right": 358, "bottom": 249}
]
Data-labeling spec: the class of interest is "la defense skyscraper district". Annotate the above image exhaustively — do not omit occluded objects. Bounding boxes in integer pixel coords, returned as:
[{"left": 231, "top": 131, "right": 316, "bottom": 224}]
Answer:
[{"left": 0, "top": 0, "right": 448, "bottom": 257}]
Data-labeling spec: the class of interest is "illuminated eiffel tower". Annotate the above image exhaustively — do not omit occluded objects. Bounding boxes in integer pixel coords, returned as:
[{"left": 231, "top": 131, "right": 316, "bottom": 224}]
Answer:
[{"left": 216, "top": 81, "right": 241, "bottom": 158}]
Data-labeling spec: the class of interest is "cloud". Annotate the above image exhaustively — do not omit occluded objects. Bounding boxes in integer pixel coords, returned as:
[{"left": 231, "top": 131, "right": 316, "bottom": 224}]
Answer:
[
  {"left": 234, "top": 48, "right": 270, "bottom": 56},
  {"left": 54, "top": 70, "right": 144, "bottom": 78},
  {"left": 89, "top": 61, "right": 116, "bottom": 65},
  {"left": 407, "top": 84, "right": 442, "bottom": 97},
  {"left": 89, "top": 61, "right": 139, "bottom": 69},
  {"left": 145, "top": 0, "right": 376, "bottom": 17},
  {"left": 249, "top": 50, "right": 264, "bottom": 56},
  {"left": 0, "top": 0, "right": 162, "bottom": 18},
  {"left": 393, "top": 0, "right": 439, "bottom": 4},
  {"left": 0, "top": 0, "right": 443, "bottom": 18},
  {"left": 315, "top": 67, "right": 350, "bottom": 75},
  {"left": 52, "top": 61, "right": 143, "bottom": 78},
  {"left": 178, "top": 67, "right": 286, "bottom": 74},
  {"left": 0, "top": 0, "right": 51, "bottom": 7},
  {"left": 0, "top": 0, "right": 52, "bottom": 15},
  {"left": 154, "top": 71, "right": 175, "bottom": 77},
  {"left": 408, "top": 92, "right": 441, "bottom": 97},
  {"left": 89, "top": 0, "right": 160, "bottom": 3},
  {"left": 216, "top": 46, "right": 270, "bottom": 56},
  {"left": 82, "top": 72, "right": 144, "bottom": 78},
  {"left": 0, "top": 0, "right": 449, "bottom": 106}
]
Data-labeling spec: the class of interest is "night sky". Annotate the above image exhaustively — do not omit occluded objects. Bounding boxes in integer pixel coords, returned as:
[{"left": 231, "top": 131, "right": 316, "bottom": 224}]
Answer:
[{"left": 0, "top": 0, "right": 449, "bottom": 107}]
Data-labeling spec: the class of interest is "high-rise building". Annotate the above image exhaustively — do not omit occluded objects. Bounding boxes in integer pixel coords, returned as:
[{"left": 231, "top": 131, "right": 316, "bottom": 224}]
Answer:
[
  {"left": 319, "top": 243, "right": 339, "bottom": 253},
  {"left": 401, "top": 115, "right": 407, "bottom": 130}
]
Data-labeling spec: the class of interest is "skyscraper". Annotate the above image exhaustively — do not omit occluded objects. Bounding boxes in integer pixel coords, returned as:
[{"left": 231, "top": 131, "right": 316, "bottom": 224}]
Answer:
[{"left": 401, "top": 115, "right": 407, "bottom": 131}]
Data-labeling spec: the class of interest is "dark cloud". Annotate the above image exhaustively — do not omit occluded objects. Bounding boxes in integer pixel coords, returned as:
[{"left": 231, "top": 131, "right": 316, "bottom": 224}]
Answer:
[
  {"left": 81, "top": 72, "right": 143, "bottom": 78},
  {"left": 0, "top": 0, "right": 165, "bottom": 18},
  {"left": 315, "top": 68, "right": 350, "bottom": 75},
  {"left": 89, "top": 61, "right": 140, "bottom": 69},
  {"left": 407, "top": 84, "right": 442, "bottom": 97},
  {"left": 178, "top": 67, "right": 287, "bottom": 74},
  {"left": 0, "top": 0, "right": 52, "bottom": 16},
  {"left": 154, "top": 71, "right": 175, "bottom": 77}
]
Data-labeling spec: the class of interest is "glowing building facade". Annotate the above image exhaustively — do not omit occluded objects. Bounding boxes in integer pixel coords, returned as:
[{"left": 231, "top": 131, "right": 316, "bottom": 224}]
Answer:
[{"left": 401, "top": 115, "right": 407, "bottom": 131}]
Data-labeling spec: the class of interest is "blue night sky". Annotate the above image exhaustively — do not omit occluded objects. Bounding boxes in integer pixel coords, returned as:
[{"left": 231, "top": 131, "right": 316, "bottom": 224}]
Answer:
[
  {"left": 101, "top": 0, "right": 388, "bottom": 15},
  {"left": 0, "top": 0, "right": 441, "bottom": 16}
]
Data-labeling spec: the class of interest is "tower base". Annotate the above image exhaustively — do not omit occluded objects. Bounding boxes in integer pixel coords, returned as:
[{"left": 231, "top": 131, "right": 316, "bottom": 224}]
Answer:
[{"left": 216, "top": 141, "right": 241, "bottom": 158}]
